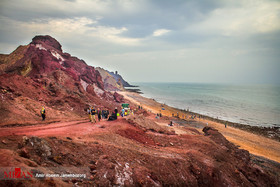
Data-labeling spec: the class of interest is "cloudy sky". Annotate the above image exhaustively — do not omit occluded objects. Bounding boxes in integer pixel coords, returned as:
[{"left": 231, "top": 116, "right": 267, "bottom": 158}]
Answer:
[{"left": 0, "top": 0, "right": 280, "bottom": 84}]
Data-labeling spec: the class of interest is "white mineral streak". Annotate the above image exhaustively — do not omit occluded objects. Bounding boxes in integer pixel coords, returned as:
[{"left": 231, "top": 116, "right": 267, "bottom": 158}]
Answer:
[
  {"left": 115, "top": 162, "right": 133, "bottom": 186},
  {"left": 35, "top": 44, "right": 47, "bottom": 51},
  {"left": 93, "top": 84, "right": 104, "bottom": 96},
  {"left": 80, "top": 79, "right": 89, "bottom": 91},
  {"left": 147, "top": 175, "right": 161, "bottom": 186},
  {"left": 51, "top": 50, "right": 65, "bottom": 64}
]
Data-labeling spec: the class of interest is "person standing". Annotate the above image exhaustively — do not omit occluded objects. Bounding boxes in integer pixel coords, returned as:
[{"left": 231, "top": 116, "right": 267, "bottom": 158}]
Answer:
[
  {"left": 41, "top": 106, "right": 46, "bottom": 121},
  {"left": 91, "top": 107, "right": 96, "bottom": 123},
  {"left": 114, "top": 107, "right": 118, "bottom": 119},
  {"left": 97, "top": 108, "right": 102, "bottom": 121},
  {"left": 106, "top": 109, "right": 109, "bottom": 119},
  {"left": 102, "top": 109, "right": 105, "bottom": 119},
  {"left": 87, "top": 107, "right": 92, "bottom": 122}
]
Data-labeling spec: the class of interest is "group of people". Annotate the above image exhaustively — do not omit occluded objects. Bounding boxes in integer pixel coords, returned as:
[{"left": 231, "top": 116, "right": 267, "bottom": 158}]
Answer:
[
  {"left": 155, "top": 113, "right": 162, "bottom": 119},
  {"left": 87, "top": 107, "right": 110, "bottom": 123},
  {"left": 39, "top": 105, "right": 132, "bottom": 123},
  {"left": 120, "top": 107, "right": 132, "bottom": 117}
]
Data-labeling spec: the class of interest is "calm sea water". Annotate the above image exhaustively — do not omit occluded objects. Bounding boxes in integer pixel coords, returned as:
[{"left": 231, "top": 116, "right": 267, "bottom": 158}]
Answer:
[{"left": 134, "top": 83, "right": 280, "bottom": 127}]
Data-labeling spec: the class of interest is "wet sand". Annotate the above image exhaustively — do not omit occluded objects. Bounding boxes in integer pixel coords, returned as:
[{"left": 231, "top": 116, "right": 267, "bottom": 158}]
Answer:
[{"left": 119, "top": 91, "right": 280, "bottom": 163}]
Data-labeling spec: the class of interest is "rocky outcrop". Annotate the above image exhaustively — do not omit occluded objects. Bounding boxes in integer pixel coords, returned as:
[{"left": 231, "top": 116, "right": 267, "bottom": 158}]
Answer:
[
  {"left": 32, "top": 35, "right": 62, "bottom": 52},
  {"left": 108, "top": 70, "right": 134, "bottom": 88},
  {"left": 96, "top": 67, "right": 135, "bottom": 91},
  {"left": 96, "top": 67, "right": 124, "bottom": 91},
  {"left": 113, "top": 92, "right": 124, "bottom": 103}
]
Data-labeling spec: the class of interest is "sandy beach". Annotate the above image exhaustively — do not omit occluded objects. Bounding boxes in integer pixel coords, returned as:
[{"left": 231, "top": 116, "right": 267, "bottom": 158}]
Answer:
[{"left": 119, "top": 91, "right": 280, "bottom": 163}]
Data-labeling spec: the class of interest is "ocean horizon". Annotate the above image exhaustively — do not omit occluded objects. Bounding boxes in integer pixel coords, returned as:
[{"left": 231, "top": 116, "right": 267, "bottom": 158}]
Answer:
[{"left": 132, "top": 82, "right": 280, "bottom": 127}]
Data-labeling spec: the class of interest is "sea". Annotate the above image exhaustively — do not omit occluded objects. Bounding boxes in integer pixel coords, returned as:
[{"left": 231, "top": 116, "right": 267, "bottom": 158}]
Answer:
[{"left": 133, "top": 83, "right": 280, "bottom": 127}]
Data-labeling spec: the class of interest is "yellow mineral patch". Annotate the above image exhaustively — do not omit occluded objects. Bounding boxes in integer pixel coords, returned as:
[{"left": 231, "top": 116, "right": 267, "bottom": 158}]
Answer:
[{"left": 21, "top": 60, "right": 32, "bottom": 76}]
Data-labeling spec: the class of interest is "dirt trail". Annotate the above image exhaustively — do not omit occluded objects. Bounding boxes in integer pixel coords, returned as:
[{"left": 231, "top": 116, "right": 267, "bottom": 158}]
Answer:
[{"left": 0, "top": 119, "right": 119, "bottom": 137}]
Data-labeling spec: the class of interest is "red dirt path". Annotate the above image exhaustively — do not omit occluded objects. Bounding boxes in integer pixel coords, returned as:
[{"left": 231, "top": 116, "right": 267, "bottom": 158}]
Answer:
[{"left": 0, "top": 119, "right": 124, "bottom": 137}]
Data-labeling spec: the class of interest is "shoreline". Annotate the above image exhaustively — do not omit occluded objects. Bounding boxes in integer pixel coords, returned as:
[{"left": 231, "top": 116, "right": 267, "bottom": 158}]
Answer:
[
  {"left": 171, "top": 107, "right": 280, "bottom": 142},
  {"left": 119, "top": 90, "right": 280, "bottom": 163},
  {"left": 124, "top": 88, "right": 280, "bottom": 142}
]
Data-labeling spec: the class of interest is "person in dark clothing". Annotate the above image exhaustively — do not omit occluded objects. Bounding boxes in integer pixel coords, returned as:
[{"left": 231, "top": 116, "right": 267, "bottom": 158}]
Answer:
[
  {"left": 108, "top": 114, "right": 115, "bottom": 121},
  {"left": 168, "top": 121, "right": 173, "bottom": 126},
  {"left": 97, "top": 108, "right": 102, "bottom": 121},
  {"left": 114, "top": 107, "right": 118, "bottom": 119},
  {"left": 41, "top": 107, "right": 46, "bottom": 121},
  {"left": 104, "top": 110, "right": 109, "bottom": 119},
  {"left": 108, "top": 109, "right": 117, "bottom": 121},
  {"left": 102, "top": 110, "right": 105, "bottom": 119}
]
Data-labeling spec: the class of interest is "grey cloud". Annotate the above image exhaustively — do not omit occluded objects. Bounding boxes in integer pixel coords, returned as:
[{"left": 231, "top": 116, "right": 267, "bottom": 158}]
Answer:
[
  {"left": 0, "top": 1, "right": 69, "bottom": 22},
  {"left": 97, "top": 0, "right": 226, "bottom": 41},
  {"left": 251, "top": 31, "right": 280, "bottom": 53},
  {"left": 0, "top": 0, "right": 279, "bottom": 84}
]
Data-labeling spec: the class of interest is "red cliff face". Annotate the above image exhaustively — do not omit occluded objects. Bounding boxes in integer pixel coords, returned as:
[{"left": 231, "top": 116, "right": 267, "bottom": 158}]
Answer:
[
  {"left": 0, "top": 35, "right": 123, "bottom": 125},
  {"left": 32, "top": 35, "right": 62, "bottom": 52},
  {"left": 29, "top": 35, "right": 104, "bottom": 90}
]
